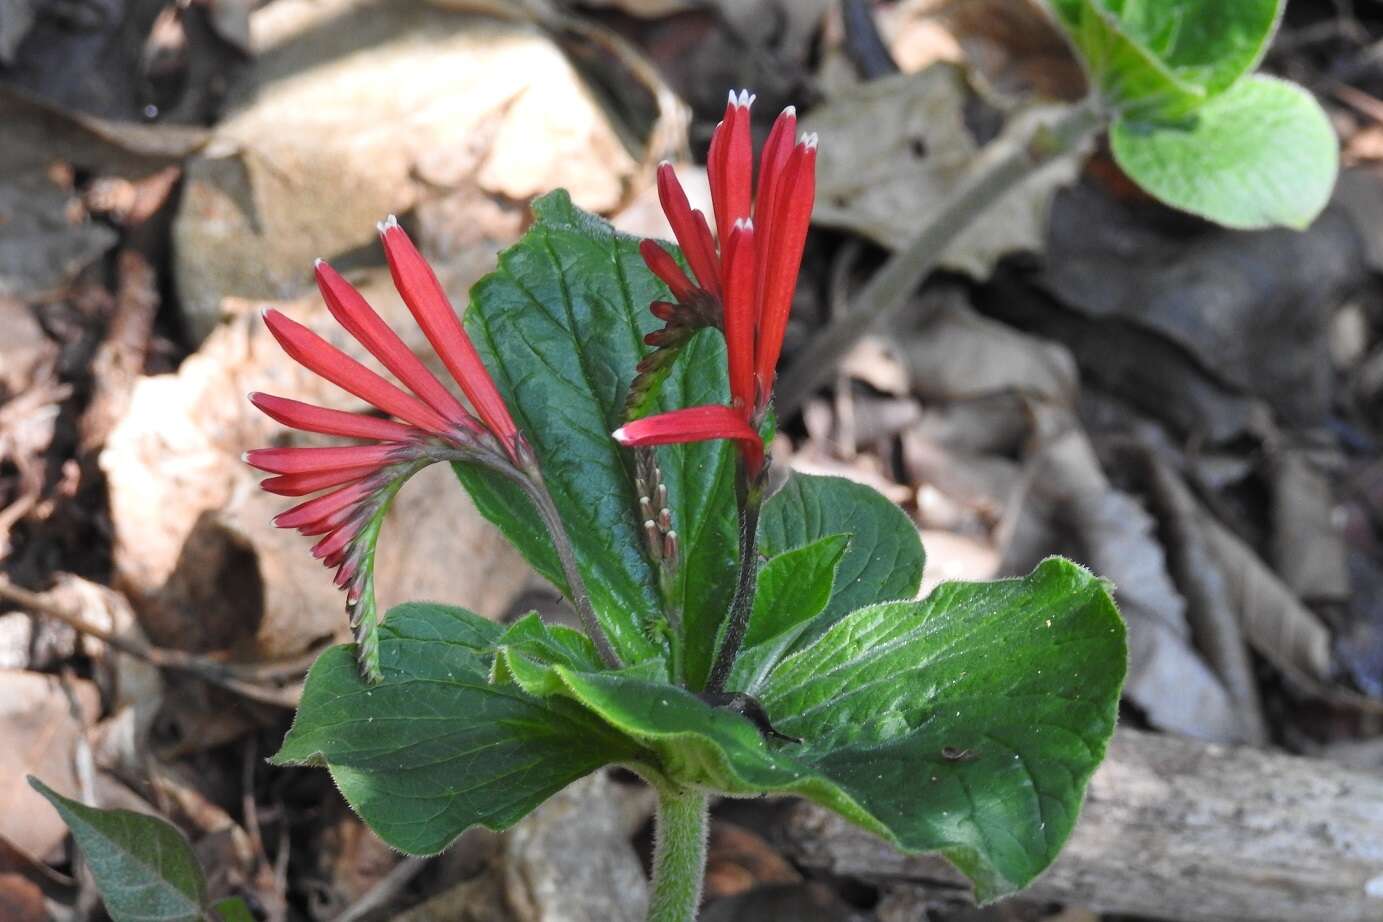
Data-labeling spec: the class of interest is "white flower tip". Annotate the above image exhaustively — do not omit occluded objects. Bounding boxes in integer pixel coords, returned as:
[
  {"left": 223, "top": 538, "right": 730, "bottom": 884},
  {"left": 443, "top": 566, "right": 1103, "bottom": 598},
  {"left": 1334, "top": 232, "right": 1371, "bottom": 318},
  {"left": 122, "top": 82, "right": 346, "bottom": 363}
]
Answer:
[
  {"left": 377, "top": 214, "right": 401, "bottom": 235},
  {"left": 259, "top": 306, "right": 273, "bottom": 320},
  {"left": 658, "top": 159, "right": 673, "bottom": 169},
  {"left": 612, "top": 426, "right": 629, "bottom": 443},
  {"left": 240, "top": 451, "right": 252, "bottom": 463},
  {"left": 801, "top": 132, "right": 819, "bottom": 149},
  {"left": 782, "top": 105, "right": 796, "bottom": 118},
  {"left": 313, "top": 257, "right": 325, "bottom": 269},
  {"left": 733, "top": 217, "right": 754, "bottom": 232},
  {"left": 729, "top": 89, "right": 755, "bottom": 109}
]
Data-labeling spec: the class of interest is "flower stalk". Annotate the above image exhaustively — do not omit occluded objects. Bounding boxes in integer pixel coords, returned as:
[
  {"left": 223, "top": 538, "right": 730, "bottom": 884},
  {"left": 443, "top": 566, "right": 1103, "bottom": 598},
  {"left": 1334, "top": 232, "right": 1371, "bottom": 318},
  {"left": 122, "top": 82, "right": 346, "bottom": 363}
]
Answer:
[{"left": 646, "top": 783, "right": 709, "bottom": 922}]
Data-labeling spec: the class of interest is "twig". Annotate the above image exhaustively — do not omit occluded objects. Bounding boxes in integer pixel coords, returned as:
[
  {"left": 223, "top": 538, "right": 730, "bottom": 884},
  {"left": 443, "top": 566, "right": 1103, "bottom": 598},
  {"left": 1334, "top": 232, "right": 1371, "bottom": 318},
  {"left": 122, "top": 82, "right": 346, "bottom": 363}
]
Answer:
[
  {"left": 777, "top": 96, "right": 1106, "bottom": 419},
  {"left": 841, "top": 0, "right": 900, "bottom": 80},
  {"left": 336, "top": 857, "right": 430, "bottom": 922},
  {"left": 0, "top": 577, "right": 307, "bottom": 708}
]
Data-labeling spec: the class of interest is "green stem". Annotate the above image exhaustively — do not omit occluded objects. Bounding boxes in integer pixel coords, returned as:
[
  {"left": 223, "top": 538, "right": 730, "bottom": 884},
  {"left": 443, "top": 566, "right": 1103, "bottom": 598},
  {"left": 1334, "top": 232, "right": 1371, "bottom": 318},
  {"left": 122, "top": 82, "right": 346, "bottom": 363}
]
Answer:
[
  {"left": 647, "top": 784, "right": 710, "bottom": 922},
  {"left": 776, "top": 94, "right": 1107, "bottom": 418},
  {"left": 702, "top": 474, "right": 762, "bottom": 696},
  {"left": 521, "top": 466, "right": 624, "bottom": 669}
]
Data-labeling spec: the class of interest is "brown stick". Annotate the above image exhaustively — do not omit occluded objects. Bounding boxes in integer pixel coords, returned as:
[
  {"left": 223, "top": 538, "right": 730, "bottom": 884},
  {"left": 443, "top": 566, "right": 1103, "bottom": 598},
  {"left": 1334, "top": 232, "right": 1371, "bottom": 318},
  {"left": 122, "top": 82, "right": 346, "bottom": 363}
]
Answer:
[
  {"left": 0, "top": 577, "right": 307, "bottom": 708},
  {"left": 781, "top": 728, "right": 1383, "bottom": 922}
]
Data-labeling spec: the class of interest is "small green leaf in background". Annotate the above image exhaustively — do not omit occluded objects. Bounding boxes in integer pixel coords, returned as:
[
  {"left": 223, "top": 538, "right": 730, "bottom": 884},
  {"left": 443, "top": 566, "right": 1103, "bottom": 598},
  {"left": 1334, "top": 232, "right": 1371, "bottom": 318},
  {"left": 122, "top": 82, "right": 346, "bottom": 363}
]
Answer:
[
  {"left": 728, "top": 533, "right": 849, "bottom": 694},
  {"left": 1044, "top": 0, "right": 1282, "bottom": 118},
  {"left": 211, "top": 897, "right": 256, "bottom": 922},
  {"left": 759, "top": 472, "right": 925, "bottom": 648},
  {"left": 272, "top": 602, "right": 637, "bottom": 855},
  {"left": 1111, "top": 75, "right": 1339, "bottom": 230},
  {"left": 28, "top": 777, "right": 207, "bottom": 922},
  {"left": 456, "top": 192, "right": 743, "bottom": 673}
]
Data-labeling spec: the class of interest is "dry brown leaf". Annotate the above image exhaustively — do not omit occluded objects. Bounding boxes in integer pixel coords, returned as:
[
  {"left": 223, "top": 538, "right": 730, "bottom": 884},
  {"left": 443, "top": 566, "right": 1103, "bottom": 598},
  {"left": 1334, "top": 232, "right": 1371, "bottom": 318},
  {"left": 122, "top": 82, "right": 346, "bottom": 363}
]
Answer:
[
  {"left": 0, "top": 670, "right": 100, "bottom": 861},
  {"left": 1270, "top": 449, "right": 1350, "bottom": 603},
  {"left": 1001, "top": 426, "right": 1248, "bottom": 743},
  {"left": 893, "top": 288, "right": 1078, "bottom": 406},
  {"left": 804, "top": 66, "right": 1087, "bottom": 279}
]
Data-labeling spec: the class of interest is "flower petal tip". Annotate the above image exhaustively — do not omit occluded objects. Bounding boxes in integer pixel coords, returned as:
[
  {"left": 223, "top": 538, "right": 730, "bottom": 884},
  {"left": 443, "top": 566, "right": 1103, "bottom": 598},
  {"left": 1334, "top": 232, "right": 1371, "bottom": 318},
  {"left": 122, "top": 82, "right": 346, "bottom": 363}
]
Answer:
[
  {"left": 800, "top": 132, "right": 819, "bottom": 149},
  {"left": 782, "top": 105, "right": 796, "bottom": 117},
  {"left": 377, "top": 214, "right": 401, "bottom": 235},
  {"left": 611, "top": 426, "right": 629, "bottom": 444}
]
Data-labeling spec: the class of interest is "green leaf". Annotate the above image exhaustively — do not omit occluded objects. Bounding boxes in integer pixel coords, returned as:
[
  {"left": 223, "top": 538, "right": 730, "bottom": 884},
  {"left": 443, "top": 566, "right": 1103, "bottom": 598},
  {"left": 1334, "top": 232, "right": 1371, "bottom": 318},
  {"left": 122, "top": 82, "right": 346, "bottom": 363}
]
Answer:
[
  {"left": 759, "top": 472, "right": 924, "bottom": 647},
  {"left": 28, "top": 777, "right": 207, "bottom": 922},
  {"left": 504, "top": 558, "right": 1125, "bottom": 902},
  {"left": 212, "top": 897, "right": 255, "bottom": 922},
  {"left": 1044, "top": 0, "right": 1282, "bottom": 119},
  {"left": 760, "top": 558, "right": 1126, "bottom": 901},
  {"left": 727, "top": 534, "right": 849, "bottom": 694},
  {"left": 456, "top": 191, "right": 743, "bottom": 671},
  {"left": 1111, "top": 75, "right": 1338, "bottom": 229},
  {"left": 272, "top": 602, "right": 638, "bottom": 854}
]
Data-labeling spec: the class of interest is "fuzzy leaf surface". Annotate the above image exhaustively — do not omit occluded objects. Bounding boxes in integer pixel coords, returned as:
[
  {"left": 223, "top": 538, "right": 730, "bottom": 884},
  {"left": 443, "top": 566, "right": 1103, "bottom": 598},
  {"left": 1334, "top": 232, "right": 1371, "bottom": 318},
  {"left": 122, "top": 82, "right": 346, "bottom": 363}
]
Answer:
[
  {"left": 759, "top": 472, "right": 924, "bottom": 648},
  {"left": 271, "top": 602, "right": 637, "bottom": 855},
  {"left": 28, "top": 777, "right": 206, "bottom": 922},
  {"left": 1111, "top": 75, "right": 1338, "bottom": 229},
  {"left": 455, "top": 191, "right": 742, "bottom": 672}
]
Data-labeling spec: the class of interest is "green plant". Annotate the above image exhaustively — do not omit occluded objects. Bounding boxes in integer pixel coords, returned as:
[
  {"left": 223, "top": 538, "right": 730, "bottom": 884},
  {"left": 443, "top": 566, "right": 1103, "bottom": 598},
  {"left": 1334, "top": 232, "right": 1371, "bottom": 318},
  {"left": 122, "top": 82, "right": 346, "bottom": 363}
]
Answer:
[
  {"left": 32, "top": 98, "right": 1127, "bottom": 922},
  {"left": 777, "top": 0, "right": 1339, "bottom": 415}
]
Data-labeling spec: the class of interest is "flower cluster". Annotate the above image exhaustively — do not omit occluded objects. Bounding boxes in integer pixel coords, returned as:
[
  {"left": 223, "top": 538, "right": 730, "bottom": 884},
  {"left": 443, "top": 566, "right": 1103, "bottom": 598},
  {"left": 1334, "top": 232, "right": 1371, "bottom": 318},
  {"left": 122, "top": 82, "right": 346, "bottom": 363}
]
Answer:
[
  {"left": 615, "top": 90, "right": 817, "bottom": 476},
  {"left": 245, "top": 219, "right": 525, "bottom": 669}
]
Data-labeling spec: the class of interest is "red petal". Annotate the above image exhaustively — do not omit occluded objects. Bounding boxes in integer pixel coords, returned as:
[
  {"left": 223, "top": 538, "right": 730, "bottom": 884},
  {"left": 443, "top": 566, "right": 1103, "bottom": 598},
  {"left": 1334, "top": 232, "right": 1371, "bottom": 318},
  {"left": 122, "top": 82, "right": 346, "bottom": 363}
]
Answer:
[
  {"left": 294, "top": 504, "right": 357, "bottom": 537},
  {"left": 245, "top": 443, "right": 403, "bottom": 475},
  {"left": 721, "top": 220, "right": 757, "bottom": 413},
  {"left": 273, "top": 479, "right": 375, "bottom": 529},
  {"left": 656, "top": 164, "right": 722, "bottom": 297},
  {"left": 378, "top": 220, "right": 521, "bottom": 456},
  {"left": 314, "top": 261, "right": 476, "bottom": 429},
  {"left": 258, "top": 466, "right": 378, "bottom": 497},
  {"left": 614, "top": 404, "right": 763, "bottom": 475},
  {"left": 753, "top": 106, "right": 797, "bottom": 322},
  {"left": 755, "top": 135, "right": 816, "bottom": 395},
  {"left": 312, "top": 523, "right": 358, "bottom": 561},
  {"left": 639, "top": 240, "right": 697, "bottom": 303},
  {"left": 708, "top": 90, "right": 754, "bottom": 252},
  {"left": 249, "top": 392, "right": 416, "bottom": 442},
  {"left": 261, "top": 309, "right": 451, "bottom": 434}
]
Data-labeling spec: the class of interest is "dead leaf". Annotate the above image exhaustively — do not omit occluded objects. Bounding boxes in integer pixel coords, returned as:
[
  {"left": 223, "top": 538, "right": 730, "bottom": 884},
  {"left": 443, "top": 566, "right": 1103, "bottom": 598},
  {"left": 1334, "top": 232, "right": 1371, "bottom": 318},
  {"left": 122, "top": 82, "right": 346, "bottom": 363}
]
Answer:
[
  {"left": 1036, "top": 182, "right": 1367, "bottom": 431},
  {"left": 804, "top": 66, "right": 1087, "bottom": 279},
  {"left": 1000, "top": 425, "right": 1247, "bottom": 743},
  {"left": 0, "top": 171, "right": 116, "bottom": 300},
  {"left": 174, "top": 0, "right": 639, "bottom": 342},
  {"left": 893, "top": 288, "right": 1078, "bottom": 406},
  {"left": 704, "top": 821, "right": 800, "bottom": 901},
  {"left": 1270, "top": 449, "right": 1350, "bottom": 603},
  {"left": 0, "top": 670, "right": 100, "bottom": 860}
]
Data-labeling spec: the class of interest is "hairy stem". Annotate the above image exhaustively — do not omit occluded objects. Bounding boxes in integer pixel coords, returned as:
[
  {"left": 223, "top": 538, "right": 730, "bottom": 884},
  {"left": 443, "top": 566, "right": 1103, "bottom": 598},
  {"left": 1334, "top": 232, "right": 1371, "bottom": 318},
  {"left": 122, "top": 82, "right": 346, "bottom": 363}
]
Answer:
[
  {"left": 522, "top": 468, "right": 623, "bottom": 669},
  {"left": 703, "top": 474, "right": 762, "bottom": 695},
  {"left": 646, "top": 784, "right": 709, "bottom": 922},
  {"left": 776, "top": 95, "right": 1107, "bottom": 418}
]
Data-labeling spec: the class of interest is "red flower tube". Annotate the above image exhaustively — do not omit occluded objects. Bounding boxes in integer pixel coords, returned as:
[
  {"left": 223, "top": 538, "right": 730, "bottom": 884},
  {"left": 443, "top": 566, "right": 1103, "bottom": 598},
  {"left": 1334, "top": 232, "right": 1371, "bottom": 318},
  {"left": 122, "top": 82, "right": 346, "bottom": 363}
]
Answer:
[
  {"left": 615, "top": 90, "right": 817, "bottom": 477},
  {"left": 245, "top": 220, "right": 528, "bottom": 678}
]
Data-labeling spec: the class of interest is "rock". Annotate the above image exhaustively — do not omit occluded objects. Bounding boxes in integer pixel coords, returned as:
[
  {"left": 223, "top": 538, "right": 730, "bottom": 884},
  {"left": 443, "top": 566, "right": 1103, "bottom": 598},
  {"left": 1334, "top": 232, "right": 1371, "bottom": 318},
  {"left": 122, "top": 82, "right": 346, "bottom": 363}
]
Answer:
[
  {"left": 173, "top": 0, "right": 638, "bottom": 342},
  {"left": 502, "top": 772, "right": 648, "bottom": 922}
]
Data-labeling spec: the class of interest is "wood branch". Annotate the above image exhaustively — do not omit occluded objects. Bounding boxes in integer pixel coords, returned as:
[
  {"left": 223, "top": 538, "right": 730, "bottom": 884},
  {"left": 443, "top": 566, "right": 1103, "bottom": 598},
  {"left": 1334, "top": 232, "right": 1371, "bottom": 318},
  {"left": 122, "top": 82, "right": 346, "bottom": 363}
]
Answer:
[{"left": 780, "top": 728, "right": 1383, "bottom": 922}]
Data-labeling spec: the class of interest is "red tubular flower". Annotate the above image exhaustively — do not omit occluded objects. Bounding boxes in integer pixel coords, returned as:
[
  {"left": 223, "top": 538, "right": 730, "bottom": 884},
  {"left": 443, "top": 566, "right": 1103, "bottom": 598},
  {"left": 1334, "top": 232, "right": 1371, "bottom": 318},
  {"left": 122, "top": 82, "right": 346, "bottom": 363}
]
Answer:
[
  {"left": 615, "top": 90, "right": 817, "bottom": 477},
  {"left": 245, "top": 220, "right": 527, "bottom": 657}
]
